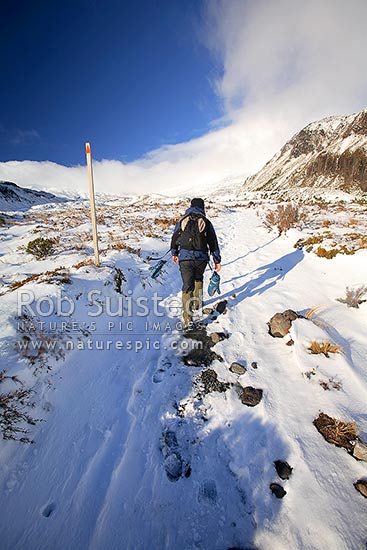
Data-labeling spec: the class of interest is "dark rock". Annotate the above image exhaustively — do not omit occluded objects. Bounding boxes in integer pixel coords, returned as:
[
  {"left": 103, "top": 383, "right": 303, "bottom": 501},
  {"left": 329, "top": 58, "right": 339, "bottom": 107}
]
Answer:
[
  {"left": 199, "top": 369, "right": 230, "bottom": 394},
  {"left": 183, "top": 349, "right": 223, "bottom": 367},
  {"left": 184, "top": 466, "right": 192, "bottom": 478},
  {"left": 215, "top": 300, "right": 228, "bottom": 314},
  {"left": 354, "top": 480, "right": 367, "bottom": 498},
  {"left": 251, "top": 361, "right": 258, "bottom": 369},
  {"left": 239, "top": 386, "right": 263, "bottom": 407},
  {"left": 230, "top": 362, "right": 247, "bottom": 375},
  {"left": 183, "top": 325, "right": 215, "bottom": 347},
  {"left": 268, "top": 309, "right": 300, "bottom": 338},
  {"left": 274, "top": 460, "right": 293, "bottom": 480},
  {"left": 270, "top": 483, "right": 287, "bottom": 498},
  {"left": 286, "top": 339, "right": 295, "bottom": 346},
  {"left": 183, "top": 325, "right": 224, "bottom": 366}
]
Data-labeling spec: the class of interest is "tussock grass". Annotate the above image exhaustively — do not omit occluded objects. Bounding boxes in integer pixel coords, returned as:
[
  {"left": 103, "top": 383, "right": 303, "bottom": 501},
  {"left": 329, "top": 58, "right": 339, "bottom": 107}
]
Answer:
[
  {"left": 8, "top": 267, "right": 71, "bottom": 292},
  {"left": 308, "top": 340, "right": 342, "bottom": 357},
  {"left": 305, "top": 305, "right": 328, "bottom": 318},
  {"left": 313, "top": 412, "right": 357, "bottom": 450},
  {"left": 154, "top": 217, "right": 177, "bottom": 230},
  {"left": 337, "top": 285, "right": 367, "bottom": 308},
  {"left": 315, "top": 246, "right": 339, "bottom": 259}
]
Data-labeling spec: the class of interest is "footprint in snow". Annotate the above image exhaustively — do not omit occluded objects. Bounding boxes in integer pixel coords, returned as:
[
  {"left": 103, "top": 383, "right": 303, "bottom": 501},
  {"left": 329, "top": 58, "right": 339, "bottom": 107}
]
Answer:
[
  {"left": 160, "top": 428, "right": 191, "bottom": 481},
  {"left": 198, "top": 479, "right": 218, "bottom": 504},
  {"left": 41, "top": 502, "right": 56, "bottom": 518},
  {"left": 153, "top": 368, "right": 165, "bottom": 384},
  {"left": 152, "top": 357, "right": 172, "bottom": 383}
]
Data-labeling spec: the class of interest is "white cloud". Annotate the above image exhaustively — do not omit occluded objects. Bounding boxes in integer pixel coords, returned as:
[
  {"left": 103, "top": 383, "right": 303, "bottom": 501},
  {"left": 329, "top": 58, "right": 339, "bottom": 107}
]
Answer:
[{"left": 1, "top": 0, "right": 367, "bottom": 197}]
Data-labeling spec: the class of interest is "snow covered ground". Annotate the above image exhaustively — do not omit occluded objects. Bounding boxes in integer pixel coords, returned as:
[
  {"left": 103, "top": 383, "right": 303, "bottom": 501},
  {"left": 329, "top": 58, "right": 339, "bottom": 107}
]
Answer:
[{"left": 0, "top": 193, "right": 366, "bottom": 550}]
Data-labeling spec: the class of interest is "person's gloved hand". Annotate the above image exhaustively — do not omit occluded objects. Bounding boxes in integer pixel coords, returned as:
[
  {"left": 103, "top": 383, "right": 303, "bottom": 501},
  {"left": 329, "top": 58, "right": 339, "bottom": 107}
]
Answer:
[
  {"left": 208, "top": 271, "right": 221, "bottom": 296},
  {"left": 173, "top": 256, "right": 179, "bottom": 264}
]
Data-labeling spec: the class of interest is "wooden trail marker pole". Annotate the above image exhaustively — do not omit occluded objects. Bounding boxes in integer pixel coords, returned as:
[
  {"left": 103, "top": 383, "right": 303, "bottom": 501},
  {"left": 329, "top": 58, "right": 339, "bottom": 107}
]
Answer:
[{"left": 85, "top": 142, "right": 100, "bottom": 267}]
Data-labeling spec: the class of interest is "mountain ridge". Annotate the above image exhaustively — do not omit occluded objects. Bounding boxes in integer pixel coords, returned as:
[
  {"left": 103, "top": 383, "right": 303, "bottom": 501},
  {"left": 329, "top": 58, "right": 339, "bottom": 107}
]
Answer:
[
  {"left": 243, "top": 108, "right": 367, "bottom": 199},
  {"left": 0, "top": 180, "right": 68, "bottom": 211}
]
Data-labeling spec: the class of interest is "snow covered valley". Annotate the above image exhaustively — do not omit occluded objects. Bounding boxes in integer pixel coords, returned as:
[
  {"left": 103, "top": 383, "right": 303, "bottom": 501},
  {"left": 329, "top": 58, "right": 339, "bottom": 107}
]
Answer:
[{"left": 0, "top": 194, "right": 366, "bottom": 550}]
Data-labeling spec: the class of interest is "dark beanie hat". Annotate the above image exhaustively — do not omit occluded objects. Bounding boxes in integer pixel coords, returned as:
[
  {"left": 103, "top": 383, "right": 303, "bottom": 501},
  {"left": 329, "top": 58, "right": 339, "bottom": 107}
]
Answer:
[{"left": 191, "top": 197, "right": 205, "bottom": 210}]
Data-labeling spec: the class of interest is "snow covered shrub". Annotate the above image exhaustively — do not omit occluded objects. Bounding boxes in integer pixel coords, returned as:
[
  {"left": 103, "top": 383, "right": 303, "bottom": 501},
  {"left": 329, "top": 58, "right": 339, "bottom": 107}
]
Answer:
[
  {"left": 0, "top": 370, "right": 37, "bottom": 443},
  {"left": 45, "top": 267, "right": 71, "bottom": 285},
  {"left": 308, "top": 340, "right": 342, "bottom": 357},
  {"left": 263, "top": 203, "right": 304, "bottom": 236},
  {"left": 26, "top": 237, "right": 57, "bottom": 259},
  {"left": 114, "top": 267, "right": 126, "bottom": 294},
  {"left": 107, "top": 238, "right": 141, "bottom": 256},
  {"left": 72, "top": 259, "right": 94, "bottom": 270},
  {"left": 336, "top": 285, "right": 367, "bottom": 308},
  {"left": 71, "top": 231, "right": 91, "bottom": 251},
  {"left": 16, "top": 313, "right": 70, "bottom": 374},
  {"left": 7, "top": 267, "right": 71, "bottom": 293},
  {"left": 9, "top": 273, "right": 41, "bottom": 291}
]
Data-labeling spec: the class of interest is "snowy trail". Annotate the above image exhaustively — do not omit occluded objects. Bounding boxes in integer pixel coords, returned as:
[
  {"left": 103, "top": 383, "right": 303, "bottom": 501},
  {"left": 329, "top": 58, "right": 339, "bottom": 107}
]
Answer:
[{"left": 1, "top": 207, "right": 367, "bottom": 550}]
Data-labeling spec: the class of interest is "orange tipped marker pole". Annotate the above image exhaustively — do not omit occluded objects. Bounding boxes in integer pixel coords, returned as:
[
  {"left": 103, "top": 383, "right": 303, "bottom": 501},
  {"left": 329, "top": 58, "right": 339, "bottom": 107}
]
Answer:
[{"left": 85, "top": 142, "right": 100, "bottom": 266}]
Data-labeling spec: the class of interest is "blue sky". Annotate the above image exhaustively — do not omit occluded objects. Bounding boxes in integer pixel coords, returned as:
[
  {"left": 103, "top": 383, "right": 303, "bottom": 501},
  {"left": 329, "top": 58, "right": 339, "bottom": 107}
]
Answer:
[
  {"left": 1, "top": 0, "right": 366, "bottom": 196},
  {"left": 0, "top": 0, "right": 221, "bottom": 165}
]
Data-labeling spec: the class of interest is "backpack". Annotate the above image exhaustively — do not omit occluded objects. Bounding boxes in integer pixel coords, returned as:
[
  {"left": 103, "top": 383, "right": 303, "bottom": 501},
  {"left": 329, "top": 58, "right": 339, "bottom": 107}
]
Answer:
[{"left": 176, "top": 213, "right": 208, "bottom": 251}]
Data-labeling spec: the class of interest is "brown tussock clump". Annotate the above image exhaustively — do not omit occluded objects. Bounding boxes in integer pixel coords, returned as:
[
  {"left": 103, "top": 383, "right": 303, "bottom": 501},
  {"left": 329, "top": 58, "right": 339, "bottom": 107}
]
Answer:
[
  {"left": 313, "top": 412, "right": 357, "bottom": 450},
  {"left": 308, "top": 340, "right": 342, "bottom": 357},
  {"left": 305, "top": 304, "right": 329, "bottom": 319}
]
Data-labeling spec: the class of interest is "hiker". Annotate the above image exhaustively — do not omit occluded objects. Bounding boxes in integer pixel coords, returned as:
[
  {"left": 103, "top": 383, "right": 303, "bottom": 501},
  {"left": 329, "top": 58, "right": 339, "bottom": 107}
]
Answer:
[{"left": 170, "top": 198, "right": 221, "bottom": 327}]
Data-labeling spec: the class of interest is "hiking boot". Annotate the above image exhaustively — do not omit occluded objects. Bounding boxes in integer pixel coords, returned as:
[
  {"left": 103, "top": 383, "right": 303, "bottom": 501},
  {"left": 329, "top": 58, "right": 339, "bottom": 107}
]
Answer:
[
  {"left": 192, "top": 280, "right": 203, "bottom": 311},
  {"left": 183, "top": 320, "right": 203, "bottom": 334},
  {"left": 182, "top": 291, "right": 194, "bottom": 326}
]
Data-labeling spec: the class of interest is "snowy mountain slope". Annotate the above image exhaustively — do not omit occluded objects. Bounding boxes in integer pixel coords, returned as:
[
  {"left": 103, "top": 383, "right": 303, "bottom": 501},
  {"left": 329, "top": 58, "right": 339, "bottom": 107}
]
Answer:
[
  {"left": 243, "top": 108, "right": 367, "bottom": 200},
  {"left": 0, "top": 181, "right": 67, "bottom": 211},
  {"left": 0, "top": 195, "right": 366, "bottom": 549}
]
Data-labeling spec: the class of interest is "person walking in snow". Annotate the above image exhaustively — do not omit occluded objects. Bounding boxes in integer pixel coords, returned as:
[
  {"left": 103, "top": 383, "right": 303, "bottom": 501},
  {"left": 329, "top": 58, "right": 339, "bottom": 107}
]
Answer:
[{"left": 170, "top": 198, "right": 221, "bottom": 327}]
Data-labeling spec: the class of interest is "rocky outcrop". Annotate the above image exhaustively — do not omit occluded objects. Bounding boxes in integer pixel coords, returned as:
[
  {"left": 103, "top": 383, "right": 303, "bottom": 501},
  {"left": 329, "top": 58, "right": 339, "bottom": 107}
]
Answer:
[
  {"left": 304, "top": 147, "right": 367, "bottom": 192},
  {"left": 243, "top": 108, "right": 367, "bottom": 199}
]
